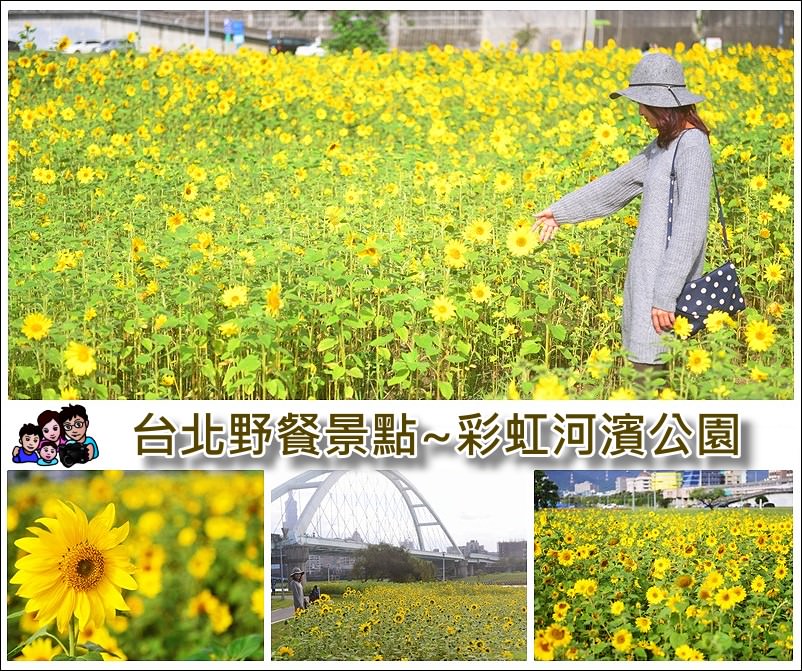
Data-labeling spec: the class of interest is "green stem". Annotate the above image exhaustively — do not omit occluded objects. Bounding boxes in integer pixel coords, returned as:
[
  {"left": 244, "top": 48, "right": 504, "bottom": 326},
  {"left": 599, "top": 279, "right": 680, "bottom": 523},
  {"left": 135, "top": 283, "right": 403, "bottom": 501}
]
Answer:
[{"left": 68, "top": 617, "right": 76, "bottom": 657}]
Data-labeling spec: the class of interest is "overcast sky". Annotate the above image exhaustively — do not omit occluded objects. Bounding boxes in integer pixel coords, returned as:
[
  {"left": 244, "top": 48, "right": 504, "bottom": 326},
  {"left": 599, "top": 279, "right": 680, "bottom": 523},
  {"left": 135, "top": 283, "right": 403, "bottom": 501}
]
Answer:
[{"left": 269, "top": 458, "right": 531, "bottom": 551}]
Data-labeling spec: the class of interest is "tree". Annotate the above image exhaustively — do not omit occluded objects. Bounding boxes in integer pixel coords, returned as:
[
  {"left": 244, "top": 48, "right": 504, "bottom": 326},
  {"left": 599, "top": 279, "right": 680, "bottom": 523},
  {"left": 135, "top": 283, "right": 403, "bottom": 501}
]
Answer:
[
  {"left": 325, "top": 11, "right": 388, "bottom": 52},
  {"left": 291, "top": 10, "right": 388, "bottom": 53},
  {"left": 534, "top": 471, "right": 559, "bottom": 510},
  {"left": 690, "top": 487, "right": 726, "bottom": 509},
  {"left": 351, "top": 543, "right": 435, "bottom": 582}
]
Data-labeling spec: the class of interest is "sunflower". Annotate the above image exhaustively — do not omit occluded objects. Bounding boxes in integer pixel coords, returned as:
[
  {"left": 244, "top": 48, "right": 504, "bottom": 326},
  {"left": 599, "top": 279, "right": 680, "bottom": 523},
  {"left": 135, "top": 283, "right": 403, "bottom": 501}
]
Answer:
[
  {"left": 470, "top": 282, "right": 492, "bottom": 303},
  {"left": 464, "top": 219, "right": 493, "bottom": 243},
  {"left": 11, "top": 502, "right": 136, "bottom": 633},
  {"left": 610, "top": 628, "right": 632, "bottom": 653},
  {"left": 221, "top": 285, "right": 249, "bottom": 309},
  {"left": 64, "top": 342, "right": 97, "bottom": 377},
  {"left": 506, "top": 226, "right": 537, "bottom": 257},
  {"left": 430, "top": 295, "right": 456, "bottom": 323},
  {"left": 704, "top": 310, "right": 735, "bottom": 333},
  {"left": 15, "top": 637, "right": 59, "bottom": 661},
  {"left": 21, "top": 313, "right": 53, "bottom": 341},
  {"left": 673, "top": 315, "right": 692, "bottom": 339},
  {"left": 686, "top": 348, "right": 711, "bottom": 375},
  {"left": 744, "top": 319, "right": 776, "bottom": 352},
  {"left": 763, "top": 263, "right": 784, "bottom": 283},
  {"left": 443, "top": 239, "right": 468, "bottom": 268}
]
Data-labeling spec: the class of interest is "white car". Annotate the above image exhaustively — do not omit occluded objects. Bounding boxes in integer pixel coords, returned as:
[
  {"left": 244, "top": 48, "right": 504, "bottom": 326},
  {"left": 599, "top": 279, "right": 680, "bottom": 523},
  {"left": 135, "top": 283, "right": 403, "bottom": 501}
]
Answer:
[{"left": 63, "top": 40, "right": 101, "bottom": 54}]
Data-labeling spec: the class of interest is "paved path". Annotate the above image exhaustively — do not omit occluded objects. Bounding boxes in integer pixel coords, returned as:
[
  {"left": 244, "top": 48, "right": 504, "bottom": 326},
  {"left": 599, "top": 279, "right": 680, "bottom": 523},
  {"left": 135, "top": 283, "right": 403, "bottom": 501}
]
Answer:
[{"left": 271, "top": 606, "right": 296, "bottom": 623}]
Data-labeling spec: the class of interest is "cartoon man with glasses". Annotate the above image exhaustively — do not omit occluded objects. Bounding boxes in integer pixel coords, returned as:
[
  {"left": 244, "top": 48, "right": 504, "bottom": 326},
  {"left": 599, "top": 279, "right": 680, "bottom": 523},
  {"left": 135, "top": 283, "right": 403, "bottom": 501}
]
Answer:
[{"left": 58, "top": 404, "right": 99, "bottom": 463}]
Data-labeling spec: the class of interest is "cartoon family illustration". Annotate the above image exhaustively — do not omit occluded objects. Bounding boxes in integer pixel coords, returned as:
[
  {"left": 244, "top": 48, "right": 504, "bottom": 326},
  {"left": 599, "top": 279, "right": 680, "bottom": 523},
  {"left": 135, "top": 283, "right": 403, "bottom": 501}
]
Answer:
[{"left": 12, "top": 404, "right": 99, "bottom": 468}]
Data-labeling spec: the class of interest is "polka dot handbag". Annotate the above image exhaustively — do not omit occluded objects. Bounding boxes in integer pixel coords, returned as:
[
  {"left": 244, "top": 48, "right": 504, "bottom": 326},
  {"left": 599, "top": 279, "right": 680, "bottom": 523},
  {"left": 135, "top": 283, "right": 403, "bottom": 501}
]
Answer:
[
  {"left": 676, "top": 262, "right": 745, "bottom": 336},
  {"left": 667, "top": 133, "right": 745, "bottom": 336}
]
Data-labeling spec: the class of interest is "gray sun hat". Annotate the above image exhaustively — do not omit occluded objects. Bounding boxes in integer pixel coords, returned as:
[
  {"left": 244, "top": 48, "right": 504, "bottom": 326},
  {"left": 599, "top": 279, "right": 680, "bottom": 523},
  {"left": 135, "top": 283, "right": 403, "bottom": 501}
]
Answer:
[
  {"left": 290, "top": 567, "right": 304, "bottom": 576},
  {"left": 610, "top": 53, "right": 705, "bottom": 108}
]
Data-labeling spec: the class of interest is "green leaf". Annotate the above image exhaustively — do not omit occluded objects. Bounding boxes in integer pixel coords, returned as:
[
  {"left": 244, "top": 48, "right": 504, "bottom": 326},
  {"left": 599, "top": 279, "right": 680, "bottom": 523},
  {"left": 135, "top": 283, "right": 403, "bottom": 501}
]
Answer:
[
  {"left": 535, "top": 296, "right": 555, "bottom": 314},
  {"left": 239, "top": 354, "right": 261, "bottom": 373},
  {"left": 520, "top": 339, "right": 542, "bottom": 355},
  {"left": 15, "top": 366, "right": 38, "bottom": 383},
  {"left": 438, "top": 380, "right": 454, "bottom": 399},
  {"left": 317, "top": 337, "right": 338, "bottom": 352},
  {"left": 225, "top": 634, "right": 263, "bottom": 661},
  {"left": 549, "top": 324, "right": 567, "bottom": 341},
  {"left": 505, "top": 296, "right": 521, "bottom": 317}
]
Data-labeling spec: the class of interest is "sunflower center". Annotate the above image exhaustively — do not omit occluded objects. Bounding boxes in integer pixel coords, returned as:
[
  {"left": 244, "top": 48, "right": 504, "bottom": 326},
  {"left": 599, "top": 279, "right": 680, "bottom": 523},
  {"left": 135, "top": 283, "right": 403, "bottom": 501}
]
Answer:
[{"left": 60, "top": 542, "right": 105, "bottom": 591}]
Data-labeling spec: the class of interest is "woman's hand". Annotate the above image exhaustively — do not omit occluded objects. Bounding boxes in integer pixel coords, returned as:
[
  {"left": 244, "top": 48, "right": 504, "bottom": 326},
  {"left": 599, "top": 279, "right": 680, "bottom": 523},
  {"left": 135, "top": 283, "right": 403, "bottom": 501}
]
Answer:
[
  {"left": 532, "top": 208, "right": 559, "bottom": 242},
  {"left": 651, "top": 307, "right": 675, "bottom": 334}
]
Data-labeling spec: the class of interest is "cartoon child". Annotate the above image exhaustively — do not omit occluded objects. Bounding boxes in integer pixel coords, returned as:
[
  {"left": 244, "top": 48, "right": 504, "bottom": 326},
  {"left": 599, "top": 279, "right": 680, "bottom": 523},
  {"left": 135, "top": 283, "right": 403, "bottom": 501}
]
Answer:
[
  {"left": 37, "top": 440, "right": 59, "bottom": 466},
  {"left": 59, "top": 404, "right": 98, "bottom": 460},
  {"left": 37, "top": 410, "right": 67, "bottom": 445},
  {"left": 13, "top": 424, "right": 42, "bottom": 463}
]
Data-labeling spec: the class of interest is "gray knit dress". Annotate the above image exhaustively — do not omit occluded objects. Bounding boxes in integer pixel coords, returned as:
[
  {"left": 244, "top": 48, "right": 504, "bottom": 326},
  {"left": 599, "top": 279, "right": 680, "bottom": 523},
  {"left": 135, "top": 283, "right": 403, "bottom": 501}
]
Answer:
[{"left": 550, "top": 129, "right": 712, "bottom": 364}]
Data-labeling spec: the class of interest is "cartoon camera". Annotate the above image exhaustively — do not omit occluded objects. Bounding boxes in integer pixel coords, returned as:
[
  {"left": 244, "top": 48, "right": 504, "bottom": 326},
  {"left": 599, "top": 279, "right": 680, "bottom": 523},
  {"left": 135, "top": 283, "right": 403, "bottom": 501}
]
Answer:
[{"left": 59, "top": 441, "right": 92, "bottom": 468}]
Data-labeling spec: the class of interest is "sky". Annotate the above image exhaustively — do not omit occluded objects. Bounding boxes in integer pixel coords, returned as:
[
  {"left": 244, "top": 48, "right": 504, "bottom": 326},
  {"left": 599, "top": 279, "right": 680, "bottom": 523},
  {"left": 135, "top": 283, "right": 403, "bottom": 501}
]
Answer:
[{"left": 269, "top": 458, "right": 531, "bottom": 551}]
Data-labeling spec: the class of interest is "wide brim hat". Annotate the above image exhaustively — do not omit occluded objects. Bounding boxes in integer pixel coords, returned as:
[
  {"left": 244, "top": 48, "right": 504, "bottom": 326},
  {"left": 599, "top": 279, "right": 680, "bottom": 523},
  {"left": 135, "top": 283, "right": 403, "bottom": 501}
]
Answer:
[
  {"left": 290, "top": 567, "right": 305, "bottom": 576},
  {"left": 610, "top": 53, "right": 705, "bottom": 107}
]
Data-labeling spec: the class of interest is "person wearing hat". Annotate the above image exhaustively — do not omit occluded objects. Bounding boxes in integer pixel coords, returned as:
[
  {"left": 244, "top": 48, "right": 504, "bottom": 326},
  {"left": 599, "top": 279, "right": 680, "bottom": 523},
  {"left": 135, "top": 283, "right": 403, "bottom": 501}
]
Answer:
[
  {"left": 289, "top": 567, "right": 306, "bottom": 612},
  {"left": 533, "top": 52, "right": 712, "bottom": 378}
]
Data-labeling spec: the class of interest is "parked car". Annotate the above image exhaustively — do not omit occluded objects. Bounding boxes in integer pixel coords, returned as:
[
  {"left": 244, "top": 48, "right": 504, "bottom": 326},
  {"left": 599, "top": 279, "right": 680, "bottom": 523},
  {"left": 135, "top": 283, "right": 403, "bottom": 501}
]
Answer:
[
  {"left": 266, "top": 36, "right": 315, "bottom": 54},
  {"left": 96, "top": 38, "right": 134, "bottom": 53},
  {"left": 63, "top": 40, "right": 101, "bottom": 54}
]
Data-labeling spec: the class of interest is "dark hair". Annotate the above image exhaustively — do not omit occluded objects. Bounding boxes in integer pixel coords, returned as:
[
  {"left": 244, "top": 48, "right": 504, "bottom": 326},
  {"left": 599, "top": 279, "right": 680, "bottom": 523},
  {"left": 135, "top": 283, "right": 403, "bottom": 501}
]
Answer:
[
  {"left": 59, "top": 404, "right": 88, "bottom": 423},
  {"left": 19, "top": 423, "right": 42, "bottom": 440},
  {"left": 37, "top": 409, "right": 61, "bottom": 429},
  {"left": 39, "top": 439, "right": 57, "bottom": 453},
  {"left": 643, "top": 104, "right": 710, "bottom": 148}
]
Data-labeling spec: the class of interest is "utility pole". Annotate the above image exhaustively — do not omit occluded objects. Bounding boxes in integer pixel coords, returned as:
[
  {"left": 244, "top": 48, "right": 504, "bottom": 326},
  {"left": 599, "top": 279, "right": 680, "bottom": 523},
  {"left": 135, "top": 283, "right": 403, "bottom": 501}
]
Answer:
[{"left": 442, "top": 553, "right": 446, "bottom": 581}]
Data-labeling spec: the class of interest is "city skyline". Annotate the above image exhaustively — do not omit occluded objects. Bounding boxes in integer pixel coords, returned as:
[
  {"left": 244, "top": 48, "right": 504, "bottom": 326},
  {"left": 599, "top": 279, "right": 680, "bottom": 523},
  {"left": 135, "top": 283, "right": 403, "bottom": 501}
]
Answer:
[{"left": 544, "top": 469, "right": 771, "bottom": 493}]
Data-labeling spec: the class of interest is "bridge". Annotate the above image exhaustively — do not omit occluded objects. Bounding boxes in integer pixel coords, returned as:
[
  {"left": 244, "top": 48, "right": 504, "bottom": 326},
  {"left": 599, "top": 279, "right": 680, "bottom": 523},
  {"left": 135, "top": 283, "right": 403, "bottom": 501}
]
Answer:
[
  {"left": 271, "top": 470, "right": 500, "bottom": 581},
  {"left": 715, "top": 485, "right": 794, "bottom": 507}
]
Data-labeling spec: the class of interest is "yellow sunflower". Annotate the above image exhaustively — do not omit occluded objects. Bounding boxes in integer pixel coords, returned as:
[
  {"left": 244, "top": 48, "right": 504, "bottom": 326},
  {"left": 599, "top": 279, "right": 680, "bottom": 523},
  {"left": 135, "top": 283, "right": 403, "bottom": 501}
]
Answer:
[
  {"left": 11, "top": 502, "right": 137, "bottom": 633},
  {"left": 265, "top": 283, "right": 283, "bottom": 317},
  {"left": 506, "top": 226, "right": 537, "bottom": 257},
  {"left": 221, "top": 285, "right": 249, "bottom": 309},
  {"left": 15, "top": 637, "right": 59, "bottom": 661},
  {"left": 744, "top": 319, "right": 776, "bottom": 352},
  {"left": 64, "top": 342, "right": 97, "bottom": 377},
  {"left": 431, "top": 296, "right": 457, "bottom": 323},
  {"left": 21, "top": 313, "right": 53, "bottom": 341}
]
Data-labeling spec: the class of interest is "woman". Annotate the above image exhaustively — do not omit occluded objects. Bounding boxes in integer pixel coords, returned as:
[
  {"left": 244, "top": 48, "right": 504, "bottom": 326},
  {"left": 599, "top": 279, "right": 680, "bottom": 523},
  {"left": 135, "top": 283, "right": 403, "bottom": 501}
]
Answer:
[
  {"left": 37, "top": 409, "right": 66, "bottom": 445},
  {"left": 533, "top": 52, "right": 712, "bottom": 375}
]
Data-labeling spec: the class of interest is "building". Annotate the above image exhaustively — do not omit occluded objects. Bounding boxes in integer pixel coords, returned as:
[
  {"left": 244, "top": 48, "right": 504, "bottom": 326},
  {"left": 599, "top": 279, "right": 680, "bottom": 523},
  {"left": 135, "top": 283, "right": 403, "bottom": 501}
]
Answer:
[
  {"left": 768, "top": 470, "right": 793, "bottom": 482},
  {"left": 723, "top": 471, "right": 746, "bottom": 486},
  {"left": 497, "top": 541, "right": 526, "bottom": 562},
  {"left": 615, "top": 476, "right": 631, "bottom": 493},
  {"left": 575, "top": 481, "right": 596, "bottom": 495},
  {"left": 682, "top": 471, "right": 725, "bottom": 487},
  {"left": 627, "top": 472, "right": 652, "bottom": 493},
  {"left": 462, "top": 539, "right": 486, "bottom": 555},
  {"left": 651, "top": 472, "right": 682, "bottom": 491}
]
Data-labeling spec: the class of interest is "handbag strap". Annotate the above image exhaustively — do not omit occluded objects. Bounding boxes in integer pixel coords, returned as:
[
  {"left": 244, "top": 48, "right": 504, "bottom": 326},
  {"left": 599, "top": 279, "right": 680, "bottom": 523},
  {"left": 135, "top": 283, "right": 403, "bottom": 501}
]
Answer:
[{"left": 666, "top": 129, "right": 729, "bottom": 250}]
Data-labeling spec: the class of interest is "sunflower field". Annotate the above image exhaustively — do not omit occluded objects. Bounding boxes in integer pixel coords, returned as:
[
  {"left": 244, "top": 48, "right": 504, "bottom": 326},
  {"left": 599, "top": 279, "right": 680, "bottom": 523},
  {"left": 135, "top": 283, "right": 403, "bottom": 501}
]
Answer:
[
  {"left": 272, "top": 581, "right": 526, "bottom": 661},
  {"left": 534, "top": 508, "right": 793, "bottom": 661},
  {"left": 7, "top": 40, "right": 794, "bottom": 400},
  {"left": 6, "top": 471, "right": 264, "bottom": 661}
]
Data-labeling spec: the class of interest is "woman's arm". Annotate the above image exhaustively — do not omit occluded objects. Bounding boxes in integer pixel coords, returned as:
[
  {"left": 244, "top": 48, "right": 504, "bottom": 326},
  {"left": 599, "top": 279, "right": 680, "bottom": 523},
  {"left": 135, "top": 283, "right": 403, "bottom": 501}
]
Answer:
[{"left": 546, "top": 149, "right": 649, "bottom": 227}]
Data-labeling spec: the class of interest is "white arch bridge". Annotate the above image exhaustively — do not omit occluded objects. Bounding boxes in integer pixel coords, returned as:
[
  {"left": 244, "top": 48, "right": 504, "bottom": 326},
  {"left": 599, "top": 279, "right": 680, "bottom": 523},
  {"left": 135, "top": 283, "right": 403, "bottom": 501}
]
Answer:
[{"left": 271, "top": 470, "right": 498, "bottom": 580}]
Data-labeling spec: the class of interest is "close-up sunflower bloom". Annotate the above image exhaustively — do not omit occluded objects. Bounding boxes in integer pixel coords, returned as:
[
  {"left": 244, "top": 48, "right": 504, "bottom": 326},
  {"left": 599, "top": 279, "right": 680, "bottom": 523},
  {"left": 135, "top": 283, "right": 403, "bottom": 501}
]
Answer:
[{"left": 11, "top": 501, "right": 137, "bottom": 634}]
